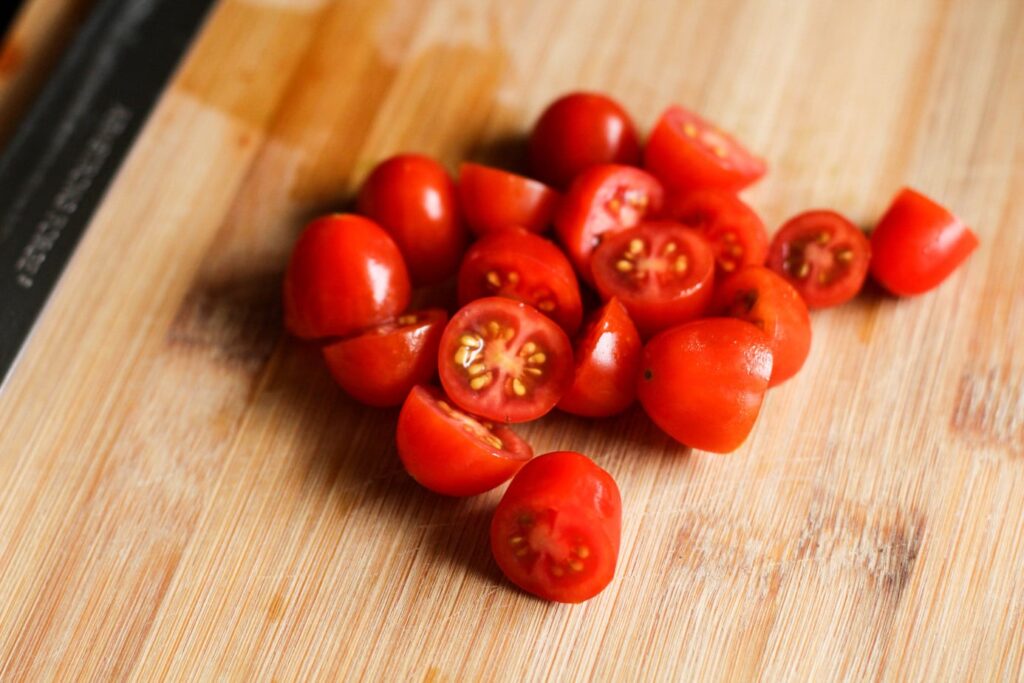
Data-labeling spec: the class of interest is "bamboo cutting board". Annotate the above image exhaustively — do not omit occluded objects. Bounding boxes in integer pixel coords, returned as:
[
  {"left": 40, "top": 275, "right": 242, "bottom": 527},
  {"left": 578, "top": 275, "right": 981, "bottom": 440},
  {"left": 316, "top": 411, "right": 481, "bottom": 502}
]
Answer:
[{"left": 1, "top": 0, "right": 1023, "bottom": 679}]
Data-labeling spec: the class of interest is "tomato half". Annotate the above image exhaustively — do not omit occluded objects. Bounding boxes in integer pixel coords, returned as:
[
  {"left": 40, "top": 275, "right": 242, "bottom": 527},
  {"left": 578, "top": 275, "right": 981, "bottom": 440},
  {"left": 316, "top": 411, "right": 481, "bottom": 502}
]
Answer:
[
  {"left": 438, "top": 298, "right": 573, "bottom": 423},
  {"left": 284, "top": 214, "right": 411, "bottom": 339},
  {"left": 766, "top": 210, "right": 870, "bottom": 308},
  {"left": 869, "top": 187, "right": 979, "bottom": 296},
  {"left": 528, "top": 92, "right": 641, "bottom": 189},
  {"left": 458, "top": 162, "right": 560, "bottom": 236},
  {"left": 457, "top": 229, "right": 583, "bottom": 335},
  {"left": 558, "top": 298, "right": 642, "bottom": 417},
  {"left": 591, "top": 221, "right": 715, "bottom": 337},
  {"left": 321, "top": 309, "right": 447, "bottom": 407},
  {"left": 638, "top": 318, "right": 773, "bottom": 453},
  {"left": 554, "top": 164, "right": 665, "bottom": 283},
  {"left": 490, "top": 451, "right": 621, "bottom": 603},
  {"left": 357, "top": 154, "right": 467, "bottom": 285},
  {"left": 712, "top": 267, "right": 811, "bottom": 387},
  {"left": 397, "top": 386, "right": 533, "bottom": 496},
  {"left": 644, "top": 105, "right": 766, "bottom": 192},
  {"left": 666, "top": 190, "right": 768, "bottom": 276}
]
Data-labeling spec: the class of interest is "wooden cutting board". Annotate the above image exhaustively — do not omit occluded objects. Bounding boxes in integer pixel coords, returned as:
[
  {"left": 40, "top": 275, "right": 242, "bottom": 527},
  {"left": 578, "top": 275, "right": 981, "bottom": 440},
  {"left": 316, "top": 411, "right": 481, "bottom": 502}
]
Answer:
[{"left": 1, "top": 0, "right": 1022, "bottom": 679}]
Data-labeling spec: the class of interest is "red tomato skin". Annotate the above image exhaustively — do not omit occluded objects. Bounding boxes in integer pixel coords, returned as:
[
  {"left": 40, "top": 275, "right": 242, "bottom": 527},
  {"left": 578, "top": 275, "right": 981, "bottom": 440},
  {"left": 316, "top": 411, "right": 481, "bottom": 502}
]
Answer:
[
  {"left": 456, "top": 229, "right": 583, "bottom": 335},
  {"left": 554, "top": 164, "right": 665, "bottom": 284},
  {"left": 558, "top": 298, "right": 642, "bottom": 417},
  {"left": 869, "top": 188, "right": 979, "bottom": 296},
  {"left": 357, "top": 154, "right": 467, "bottom": 285},
  {"left": 284, "top": 214, "right": 411, "bottom": 340},
  {"left": 712, "top": 267, "right": 811, "bottom": 387},
  {"left": 321, "top": 310, "right": 447, "bottom": 407},
  {"left": 644, "top": 105, "right": 766, "bottom": 192},
  {"left": 397, "top": 386, "right": 533, "bottom": 497},
  {"left": 638, "top": 318, "right": 773, "bottom": 453},
  {"left": 491, "top": 451, "right": 621, "bottom": 603},
  {"left": 528, "top": 92, "right": 641, "bottom": 188},
  {"left": 458, "top": 163, "right": 560, "bottom": 236},
  {"left": 665, "top": 190, "right": 769, "bottom": 276}
]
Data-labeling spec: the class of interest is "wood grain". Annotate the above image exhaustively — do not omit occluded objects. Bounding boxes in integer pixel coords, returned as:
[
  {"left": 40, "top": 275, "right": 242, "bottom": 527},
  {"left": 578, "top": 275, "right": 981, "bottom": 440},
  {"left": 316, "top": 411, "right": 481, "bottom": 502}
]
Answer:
[{"left": 1, "top": 0, "right": 1022, "bottom": 679}]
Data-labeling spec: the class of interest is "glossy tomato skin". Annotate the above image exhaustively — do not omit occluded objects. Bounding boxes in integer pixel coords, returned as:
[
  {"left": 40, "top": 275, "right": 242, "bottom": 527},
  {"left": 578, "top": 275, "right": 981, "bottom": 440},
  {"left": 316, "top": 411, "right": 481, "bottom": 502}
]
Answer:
[
  {"left": 529, "top": 92, "right": 641, "bottom": 189},
  {"left": 439, "top": 298, "right": 573, "bottom": 423},
  {"left": 554, "top": 164, "right": 665, "bottom": 284},
  {"left": 644, "top": 105, "right": 766, "bottom": 192},
  {"left": 357, "top": 154, "right": 467, "bottom": 285},
  {"left": 558, "top": 298, "right": 642, "bottom": 417},
  {"left": 638, "top": 318, "right": 773, "bottom": 453},
  {"left": 591, "top": 221, "right": 716, "bottom": 338},
  {"left": 766, "top": 210, "right": 871, "bottom": 309},
  {"left": 284, "top": 214, "right": 411, "bottom": 339},
  {"left": 457, "top": 229, "right": 583, "bottom": 335},
  {"left": 666, "top": 190, "right": 768, "bottom": 276},
  {"left": 397, "top": 386, "right": 533, "bottom": 496},
  {"left": 458, "top": 163, "right": 560, "bottom": 236},
  {"left": 491, "top": 451, "right": 621, "bottom": 603},
  {"left": 321, "top": 309, "right": 447, "bottom": 407},
  {"left": 869, "top": 188, "right": 979, "bottom": 296},
  {"left": 712, "top": 267, "right": 811, "bottom": 387}
]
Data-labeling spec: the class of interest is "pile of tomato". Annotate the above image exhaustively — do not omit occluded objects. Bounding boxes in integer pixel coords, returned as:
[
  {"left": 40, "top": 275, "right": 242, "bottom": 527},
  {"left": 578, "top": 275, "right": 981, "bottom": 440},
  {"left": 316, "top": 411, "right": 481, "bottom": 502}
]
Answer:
[{"left": 283, "top": 93, "right": 979, "bottom": 603}]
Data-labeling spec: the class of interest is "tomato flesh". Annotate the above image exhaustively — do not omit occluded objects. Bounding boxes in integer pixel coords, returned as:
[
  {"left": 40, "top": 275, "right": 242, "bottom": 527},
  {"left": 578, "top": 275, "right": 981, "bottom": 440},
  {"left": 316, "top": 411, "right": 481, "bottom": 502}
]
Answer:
[
  {"left": 591, "top": 221, "right": 715, "bottom": 337},
  {"left": 766, "top": 210, "right": 870, "bottom": 308},
  {"left": 438, "top": 298, "right": 573, "bottom": 423},
  {"left": 458, "top": 162, "right": 560, "bottom": 236},
  {"left": 397, "top": 386, "right": 533, "bottom": 496},
  {"left": 666, "top": 190, "right": 768, "bottom": 276},
  {"left": 869, "top": 187, "right": 979, "bottom": 296},
  {"left": 491, "top": 451, "right": 621, "bottom": 603}
]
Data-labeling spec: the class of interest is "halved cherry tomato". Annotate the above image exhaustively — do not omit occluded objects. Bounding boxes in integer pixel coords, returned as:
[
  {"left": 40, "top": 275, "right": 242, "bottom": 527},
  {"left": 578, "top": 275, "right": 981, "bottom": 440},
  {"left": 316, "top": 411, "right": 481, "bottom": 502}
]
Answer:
[
  {"left": 554, "top": 164, "right": 665, "bottom": 283},
  {"left": 766, "top": 210, "right": 870, "bottom": 308},
  {"left": 638, "top": 318, "right": 773, "bottom": 453},
  {"left": 284, "top": 214, "right": 411, "bottom": 339},
  {"left": 397, "top": 386, "right": 533, "bottom": 496},
  {"left": 558, "top": 298, "right": 642, "bottom": 417},
  {"left": 712, "top": 267, "right": 811, "bottom": 387},
  {"left": 321, "top": 309, "right": 447, "bottom": 407},
  {"left": 666, "top": 190, "right": 768, "bottom": 276},
  {"left": 491, "top": 450, "right": 621, "bottom": 603},
  {"left": 591, "top": 221, "right": 715, "bottom": 337},
  {"left": 457, "top": 229, "right": 583, "bottom": 335},
  {"left": 644, "top": 105, "right": 766, "bottom": 192},
  {"left": 528, "top": 92, "right": 641, "bottom": 189},
  {"left": 870, "top": 187, "right": 979, "bottom": 296},
  {"left": 438, "top": 298, "right": 573, "bottom": 423},
  {"left": 357, "top": 154, "right": 467, "bottom": 285},
  {"left": 458, "top": 162, "right": 560, "bottom": 236}
]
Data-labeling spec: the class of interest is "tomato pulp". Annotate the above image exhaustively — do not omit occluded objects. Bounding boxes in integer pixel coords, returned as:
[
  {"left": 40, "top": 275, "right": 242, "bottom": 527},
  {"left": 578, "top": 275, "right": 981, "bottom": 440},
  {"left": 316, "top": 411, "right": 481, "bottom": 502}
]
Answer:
[{"left": 666, "top": 189, "right": 768, "bottom": 276}]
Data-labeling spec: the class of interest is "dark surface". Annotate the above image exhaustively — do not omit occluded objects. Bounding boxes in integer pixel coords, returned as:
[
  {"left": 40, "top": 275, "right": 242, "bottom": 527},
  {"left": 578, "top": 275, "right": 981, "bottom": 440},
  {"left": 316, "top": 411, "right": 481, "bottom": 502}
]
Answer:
[
  {"left": 0, "top": 0, "right": 214, "bottom": 389},
  {"left": 0, "top": 1, "right": 21, "bottom": 39}
]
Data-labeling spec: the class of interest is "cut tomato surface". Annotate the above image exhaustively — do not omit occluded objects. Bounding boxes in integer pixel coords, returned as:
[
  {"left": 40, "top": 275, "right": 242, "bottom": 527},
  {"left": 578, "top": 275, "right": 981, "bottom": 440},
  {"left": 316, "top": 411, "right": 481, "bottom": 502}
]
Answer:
[
  {"left": 666, "top": 189, "right": 768, "bottom": 276},
  {"left": 458, "top": 162, "right": 560, "bottom": 236}
]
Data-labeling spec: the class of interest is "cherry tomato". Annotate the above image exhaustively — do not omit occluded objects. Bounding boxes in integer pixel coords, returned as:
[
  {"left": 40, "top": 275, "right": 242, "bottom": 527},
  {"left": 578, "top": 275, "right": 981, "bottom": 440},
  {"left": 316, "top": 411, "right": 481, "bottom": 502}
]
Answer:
[
  {"left": 644, "top": 105, "right": 766, "bottom": 192},
  {"left": 766, "top": 210, "right": 870, "bottom": 309},
  {"left": 528, "top": 92, "right": 640, "bottom": 189},
  {"left": 869, "top": 187, "right": 979, "bottom": 296},
  {"left": 357, "top": 154, "right": 467, "bottom": 285},
  {"left": 638, "top": 318, "right": 773, "bottom": 453},
  {"left": 554, "top": 164, "right": 665, "bottom": 283},
  {"left": 458, "top": 162, "right": 560, "bottom": 236},
  {"left": 284, "top": 214, "right": 411, "bottom": 339},
  {"left": 321, "top": 309, "right": 447, "bottom": 407},
  {"left": 397, "top": 386, "right": 533, "bottom": 496},
  {"left": 490, "top": 451, "right": 621, "bottom": 603},
  {"left": 666, "top": 190, "right": 768, "bottom": 276},
  {"left": 591, "top": 221, "right": 715, "bottom": 338},
  {"left": 712, "top": 267, "right": 810, "bottom": 387},
  {"left": 457, "top": 229, "right": 583, "bottom": 335},
  {"left": 438, "top": 297, "right": 573, "bottom": 423},
  {"left": 558, "top": 298, "right": 642, "bottom": 417}
]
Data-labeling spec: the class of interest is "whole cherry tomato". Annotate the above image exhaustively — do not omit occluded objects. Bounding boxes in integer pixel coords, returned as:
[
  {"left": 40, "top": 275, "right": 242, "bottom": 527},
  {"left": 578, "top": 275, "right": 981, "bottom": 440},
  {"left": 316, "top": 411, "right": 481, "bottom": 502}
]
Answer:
[
  {"left": 357, "top": 154, "right": 467, "bottom": 285},
  {"left": 491, "top": 450, "right": 621, "bottom": 603},
  {"left": 458, "top": 162, "right": 560, "bottom": 236},
  {"left": 284, "top": 214, "right": 411, "bottom": 339},
  {"left": 666, "top": 189, "right": 768, "bottom": 276}
]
